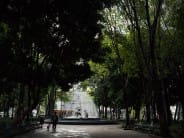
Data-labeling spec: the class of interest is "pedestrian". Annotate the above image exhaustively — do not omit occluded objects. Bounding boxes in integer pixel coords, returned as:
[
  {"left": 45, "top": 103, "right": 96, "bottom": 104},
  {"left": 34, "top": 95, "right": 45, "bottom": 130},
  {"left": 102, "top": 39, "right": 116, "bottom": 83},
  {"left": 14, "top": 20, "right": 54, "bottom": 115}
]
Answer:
[
  {"left": 39, "top": 116, "right": 44, "bottom": 128},
  {"left": 84, "top": 110, "right": 88, "bottom": 118},
  {"left": 51, "top": 112, "right": 58, "bottom": 131}
]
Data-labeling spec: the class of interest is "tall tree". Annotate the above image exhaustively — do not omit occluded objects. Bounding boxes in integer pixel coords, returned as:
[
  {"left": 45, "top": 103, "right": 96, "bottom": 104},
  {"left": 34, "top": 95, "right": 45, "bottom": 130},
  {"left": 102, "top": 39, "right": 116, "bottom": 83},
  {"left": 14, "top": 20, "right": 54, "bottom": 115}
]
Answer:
[{"left": 0, "top": 0, "right": 113, "bottom": 122}]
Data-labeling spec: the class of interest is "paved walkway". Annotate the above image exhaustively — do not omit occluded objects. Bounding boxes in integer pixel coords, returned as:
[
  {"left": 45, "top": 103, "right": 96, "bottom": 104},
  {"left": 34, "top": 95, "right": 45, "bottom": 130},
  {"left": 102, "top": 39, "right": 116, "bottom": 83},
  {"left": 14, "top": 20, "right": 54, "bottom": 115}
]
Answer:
[{"left": 14, "top": 124, "right": 160, "bottom": 138}]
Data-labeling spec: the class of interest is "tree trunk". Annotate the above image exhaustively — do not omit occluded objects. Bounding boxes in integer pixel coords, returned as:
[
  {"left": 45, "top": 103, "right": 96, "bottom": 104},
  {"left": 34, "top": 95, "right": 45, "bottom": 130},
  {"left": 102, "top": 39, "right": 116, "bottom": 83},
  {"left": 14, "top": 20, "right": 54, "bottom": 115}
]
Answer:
[
  {"left": 15, "top": 83, "right": 25, "bottom": 122},
  {"left": 98, "top": 106, "right": 101, "bottom": 118},
  {"left": 48, "top": 85, "right": 56, "bottom": 116},
  {"left": 36, "top": 104, "right": 40, "bottom": 117},
  {"left": 115, "top": 108, "right": 118, "bottom": 120},
  {"left": 46, "top": 94, "right": 50, "bottom": 116},
  {"left": 135, "top": 105, "right": 140, "bottom": 121},
  {"left": 102, "top": 106, "right": 105, "bottom": 118},
  {"left": 146, "top": 104, "right": 151, "bottom": 123},
  {"left": 112, "top": 108, "right": 115, "bottom": 119},
  {"left": 125, "top": 107, "right": 130, "bottom": 127},
  {"left": 26, "top": 85, "right": 31, "bottom": 121},
  {"left": 104, "top": 106, "right": 107, "bottom": 119},
  {"left": 110, "top": 107, "right": 113, "bottom": 120},
  {"left": 151, "top": 104, "right": 157, "bottom": 122},
  {"left": 177, "top": 105, "right": 181, "bottom": 120},
  {"left": 124, "top": 92, "right": 130, "bottom": 127},
  {"left": 11, "top": 107, "right": 14, "bottom": 119},
  {"left": 182, "top": 102, "right": 184, "bottom": 120},
  {"left": 174, "top": 103, "right": 178, "bottom": 121},
  {"left": 156, "top": 88, "right": 170, "bottom": 137}
]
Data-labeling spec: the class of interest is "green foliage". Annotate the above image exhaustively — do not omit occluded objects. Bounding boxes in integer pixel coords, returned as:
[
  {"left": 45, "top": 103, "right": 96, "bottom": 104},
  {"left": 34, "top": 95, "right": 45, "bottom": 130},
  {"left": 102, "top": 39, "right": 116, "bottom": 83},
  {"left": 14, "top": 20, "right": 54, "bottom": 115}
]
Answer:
[
  {"left": 0, "top": 22, "right": 9, "bottom": 44},
  {"left": 0, "top": 0, "right": 114, "bottom": 122},
  {"left": 91, "top": 1, "right": 184, "bottom": 136},
  {"left": 89, "top": 60, "right": 109, "bottom": 78}
]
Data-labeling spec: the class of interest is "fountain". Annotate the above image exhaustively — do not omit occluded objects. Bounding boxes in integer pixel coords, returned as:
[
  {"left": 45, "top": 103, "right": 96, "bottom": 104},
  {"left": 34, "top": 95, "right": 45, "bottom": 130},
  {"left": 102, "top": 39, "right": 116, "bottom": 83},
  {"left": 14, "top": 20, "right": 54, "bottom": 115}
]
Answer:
[
  {"left": 52, "top": 84, "right": 118, "bottom": 124},
  {"left": 60, "top": 84, "right": 99, "bottom": 119}
]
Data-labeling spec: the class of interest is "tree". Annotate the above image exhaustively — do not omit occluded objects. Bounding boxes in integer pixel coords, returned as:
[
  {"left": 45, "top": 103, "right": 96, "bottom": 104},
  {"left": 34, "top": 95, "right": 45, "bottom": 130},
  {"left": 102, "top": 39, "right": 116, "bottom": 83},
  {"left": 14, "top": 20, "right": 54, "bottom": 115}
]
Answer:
[
  {"left": 93, "top": 0, "right": 184, "bottom": 136},
  {"left": 0, "top": 0, "right": 113, "bottom": 123}
]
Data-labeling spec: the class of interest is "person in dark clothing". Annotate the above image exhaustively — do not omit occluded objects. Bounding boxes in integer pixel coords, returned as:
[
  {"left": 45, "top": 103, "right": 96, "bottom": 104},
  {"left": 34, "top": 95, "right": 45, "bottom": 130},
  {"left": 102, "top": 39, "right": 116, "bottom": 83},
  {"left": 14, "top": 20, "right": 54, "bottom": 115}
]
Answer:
[
  {"left": 39, "top": 116, "right": 44, "bottom": 128},
  {"left": 51, "top": 112, "right": 58, "bottom": 131}
]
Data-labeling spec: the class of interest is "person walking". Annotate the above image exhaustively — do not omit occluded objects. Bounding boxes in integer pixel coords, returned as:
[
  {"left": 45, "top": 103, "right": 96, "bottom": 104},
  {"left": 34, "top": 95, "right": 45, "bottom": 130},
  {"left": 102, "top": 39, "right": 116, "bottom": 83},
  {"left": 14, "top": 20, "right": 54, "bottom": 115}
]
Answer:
[
  {"left": 39, "top": 116, "right": 44, "bottom": 128},
  {"left": 51, "top": 112, "right": 58, "bottom": 131}
]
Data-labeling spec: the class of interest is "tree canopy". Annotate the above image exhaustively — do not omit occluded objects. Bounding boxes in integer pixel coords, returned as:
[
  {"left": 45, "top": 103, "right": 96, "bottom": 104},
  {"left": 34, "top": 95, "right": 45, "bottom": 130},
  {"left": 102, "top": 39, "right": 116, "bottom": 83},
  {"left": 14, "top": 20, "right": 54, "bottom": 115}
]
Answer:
[
  {"left": 0, "top": 0, "right": 113, "bottom": 122},
  {"left": 1, "top": 0, "right": 184, "bottom": 137}
]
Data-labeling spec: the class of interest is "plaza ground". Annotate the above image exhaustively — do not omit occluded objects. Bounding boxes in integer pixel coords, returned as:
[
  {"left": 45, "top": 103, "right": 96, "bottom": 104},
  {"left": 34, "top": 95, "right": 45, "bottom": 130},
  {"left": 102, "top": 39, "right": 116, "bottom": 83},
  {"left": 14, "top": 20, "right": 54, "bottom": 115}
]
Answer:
[{"left": 14, "top": 124, "right": 162, "bottom": 138}]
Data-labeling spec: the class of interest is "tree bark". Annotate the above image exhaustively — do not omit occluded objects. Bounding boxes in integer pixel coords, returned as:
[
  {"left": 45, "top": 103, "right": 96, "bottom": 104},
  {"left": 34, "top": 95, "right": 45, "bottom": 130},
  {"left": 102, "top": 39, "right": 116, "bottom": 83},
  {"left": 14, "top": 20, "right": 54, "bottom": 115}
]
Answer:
[
  {"left": 104, "top": 106, "right": 107, "bottom": 119},
  {"left": 110, "top": 107, "right": 113, "bottom": 120},
  {"left": 98, "top": 106, "right": 101, "bottom": 118},
  {"left": 135, "top": 105, "right": 140, "bottom": 121},
  {"left": 124, "top": 92, "right": 130, "bottom": 127},
  {"left": 145, "top": 0, "right": 170, "bottom": 136},
  {"left": 146, "top": 104, "right": 151, "bottom": 123},
  {"left": 174, "top": 103, "right": 178, "bottom": 121},
  {"left": 15, "top": 83, "right": 25, "bottom": 122},
  {"left": 155, "top": 82, "right": 170, "bottom": 137},
  {"left": 48, "top": 85, "right": 56, "bottom": 116},
  {"left": 26, "top": 85, "right": 31, "bottom": 121},
  {"left": 151, "top": 103, "right": 157, "bottom": 122},
  {"left": 119, "top": 108, "right": 121, "bottom": 120},
  {"left": 102, "top": 106, "right": 105, "bottom": 118},
  {"left": 182, "top": 102, "right": 184, "bottom": 120}
]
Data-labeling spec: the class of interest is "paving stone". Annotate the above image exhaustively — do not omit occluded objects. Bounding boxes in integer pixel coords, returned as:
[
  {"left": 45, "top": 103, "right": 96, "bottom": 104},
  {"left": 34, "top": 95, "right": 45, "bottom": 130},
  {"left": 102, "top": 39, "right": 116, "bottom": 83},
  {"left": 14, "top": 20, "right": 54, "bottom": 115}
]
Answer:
[{"left": 14, "top": 124, "right": 163, "bottom": 138}]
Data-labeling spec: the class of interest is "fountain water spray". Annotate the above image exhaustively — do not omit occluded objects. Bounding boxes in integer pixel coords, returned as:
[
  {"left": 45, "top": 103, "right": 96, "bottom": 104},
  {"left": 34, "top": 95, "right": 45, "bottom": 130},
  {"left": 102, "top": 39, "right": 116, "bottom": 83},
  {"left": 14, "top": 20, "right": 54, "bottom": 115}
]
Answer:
[{"left": 60, "top": 84, "right": 99, "bottom": 119}]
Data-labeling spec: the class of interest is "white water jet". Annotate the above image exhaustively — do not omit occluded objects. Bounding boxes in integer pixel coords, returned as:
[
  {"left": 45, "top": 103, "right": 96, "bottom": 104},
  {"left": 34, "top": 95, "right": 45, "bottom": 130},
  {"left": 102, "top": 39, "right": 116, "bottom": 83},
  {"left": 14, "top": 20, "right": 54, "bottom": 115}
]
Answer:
[{"left": 60, "top": 84, "right": 99, "bottom": 118}]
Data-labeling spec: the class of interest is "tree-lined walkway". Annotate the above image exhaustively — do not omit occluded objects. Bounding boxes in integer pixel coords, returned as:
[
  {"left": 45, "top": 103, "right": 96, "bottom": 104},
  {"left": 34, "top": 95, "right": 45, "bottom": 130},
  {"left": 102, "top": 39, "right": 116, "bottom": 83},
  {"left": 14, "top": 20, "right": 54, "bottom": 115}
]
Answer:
[{"left": 14, "top": 124, "right": 162, "bottom": 138}]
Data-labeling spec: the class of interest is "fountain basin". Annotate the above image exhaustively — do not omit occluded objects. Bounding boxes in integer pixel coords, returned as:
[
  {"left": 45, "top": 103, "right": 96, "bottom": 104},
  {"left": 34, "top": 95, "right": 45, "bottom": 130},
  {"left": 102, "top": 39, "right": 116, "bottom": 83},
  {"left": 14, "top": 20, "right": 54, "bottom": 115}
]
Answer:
[{"left": 44, "top": 118, "right": 119, "bottom": 125}]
